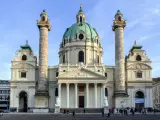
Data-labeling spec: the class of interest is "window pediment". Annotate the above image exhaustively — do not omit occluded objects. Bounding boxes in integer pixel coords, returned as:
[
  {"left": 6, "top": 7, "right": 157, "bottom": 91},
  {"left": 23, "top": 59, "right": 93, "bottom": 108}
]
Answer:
[{"left": 127, "top": 63, "right": 152, "bottom": 70}]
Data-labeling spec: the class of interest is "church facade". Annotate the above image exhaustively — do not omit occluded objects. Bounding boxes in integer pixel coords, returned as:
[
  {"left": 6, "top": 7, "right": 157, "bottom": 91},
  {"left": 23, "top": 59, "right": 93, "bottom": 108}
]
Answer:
[{"left": 10, "top": 6, "right": 153, "bottom": 112}]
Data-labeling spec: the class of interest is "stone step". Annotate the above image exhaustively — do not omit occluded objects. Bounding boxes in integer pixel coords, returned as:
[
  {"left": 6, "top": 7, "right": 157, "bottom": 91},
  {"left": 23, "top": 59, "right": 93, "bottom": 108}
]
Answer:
[{"left": 60, "top": 108, "right": 103, "bottom": 113}]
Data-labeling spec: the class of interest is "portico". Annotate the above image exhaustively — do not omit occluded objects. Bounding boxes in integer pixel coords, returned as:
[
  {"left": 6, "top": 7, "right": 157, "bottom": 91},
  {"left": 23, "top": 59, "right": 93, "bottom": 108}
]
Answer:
[{"left": 58, "top": 82, "right": 106, "bottom": 108}]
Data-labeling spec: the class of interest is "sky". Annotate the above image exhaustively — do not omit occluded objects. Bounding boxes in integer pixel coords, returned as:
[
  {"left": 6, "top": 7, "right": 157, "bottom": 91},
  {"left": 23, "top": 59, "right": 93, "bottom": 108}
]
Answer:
[{"left": 0, "top": 0, "right": 160, "bottom": 80}]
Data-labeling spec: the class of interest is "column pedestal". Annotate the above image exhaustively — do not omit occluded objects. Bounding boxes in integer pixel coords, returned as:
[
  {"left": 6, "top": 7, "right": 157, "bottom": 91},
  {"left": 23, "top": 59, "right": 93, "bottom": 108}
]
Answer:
[
  {"left": 33, "top": 95, "right": 49, "bottom": 113},
  {"left": 104, "top": 106, "right": 109, "bottom": 113}
]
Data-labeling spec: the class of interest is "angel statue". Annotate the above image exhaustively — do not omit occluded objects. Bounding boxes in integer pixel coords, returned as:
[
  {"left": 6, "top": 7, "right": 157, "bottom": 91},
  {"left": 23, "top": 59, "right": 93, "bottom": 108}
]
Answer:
[{"left": 103, "top": 96, "right": 109, "bottom": 107}]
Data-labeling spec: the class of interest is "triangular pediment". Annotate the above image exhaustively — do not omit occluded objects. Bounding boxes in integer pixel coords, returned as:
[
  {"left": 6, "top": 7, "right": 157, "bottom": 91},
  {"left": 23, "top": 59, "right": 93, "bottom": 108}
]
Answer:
[{"left": 57, "top": 68, "right": 107, "bottom": 79}]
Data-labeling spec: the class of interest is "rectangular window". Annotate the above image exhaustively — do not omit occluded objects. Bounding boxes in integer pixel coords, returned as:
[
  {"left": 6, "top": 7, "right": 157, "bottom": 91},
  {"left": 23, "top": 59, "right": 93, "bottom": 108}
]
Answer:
[
  {"left": 79, "top": 86, "right": 84, "bottom": 92},
  {"left": 21, "top": 72, "right": 26, "bottom": 78},
  {"left": 136, "top": 72, "right": 142, "bottom": 78}
]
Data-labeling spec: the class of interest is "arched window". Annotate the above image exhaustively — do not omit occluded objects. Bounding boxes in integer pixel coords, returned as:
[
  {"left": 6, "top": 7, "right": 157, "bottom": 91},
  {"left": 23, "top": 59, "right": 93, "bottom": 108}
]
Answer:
[
  {"left": 80, "top": 16, "right": 82, "bottom": 22},
  {"left": 105, "top": 73, "right": 107, "bottom": 77},
  {"left": 136, "top": 55, "right": 142, "bottom": 61},
  {"left": 105, "top": 88, "right": 108, "bottom": 96},
  {"left": 63, "top": 55, "right": 65, "bottom": 63},
  {"left": 78, "top": 51, "right": 84, "bottom": 63},
  {"left": 55, "top": 88, "right": 58, "bottom": 96},
  {"left": 118, "top": 16, "right": 121, "bottom": 21},
  {"left": 22, "top": 55, "right": 27, "bottom": 61},
  {"left": 42, "top": 16, "right": 45, "bottom": 21},
  {"left": 56, "top": 72, "right": 59, "bottom": 77}
]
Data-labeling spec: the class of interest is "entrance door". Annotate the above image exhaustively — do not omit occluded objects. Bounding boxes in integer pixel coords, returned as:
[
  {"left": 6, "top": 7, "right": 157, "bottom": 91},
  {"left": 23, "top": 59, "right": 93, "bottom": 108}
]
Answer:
[
  {"left": 19, "top": 91, "right": 28, "bottom": 112},
  {"left": 79, "top": 96, "right": 84, "bottom": 108}
]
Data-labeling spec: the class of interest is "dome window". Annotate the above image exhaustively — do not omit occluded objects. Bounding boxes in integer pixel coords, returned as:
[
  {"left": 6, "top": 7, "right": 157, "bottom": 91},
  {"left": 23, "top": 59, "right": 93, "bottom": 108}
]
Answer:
[
  {"left": 22, "top": 55, "right": 27, "bottom": 61},
  {"left": 80, "top": 16, "right": 82, "bottom": 22},
  {"left": 136, "top": 55, "right": 142, "bottom": 61},
  {"left": 63, "top": 55, "right": 65, "bottom": 63},
  {"left": 78, "top": 51, "right": 84, "bottom": 63},
  {"left": 79, "top": 34, "right": 84, "bottom": 40}
]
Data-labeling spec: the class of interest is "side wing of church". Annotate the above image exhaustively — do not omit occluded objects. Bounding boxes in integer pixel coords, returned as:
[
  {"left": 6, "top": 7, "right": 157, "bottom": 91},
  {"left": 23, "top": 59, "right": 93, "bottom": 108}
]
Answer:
[{"left": 9, "top": 6, "right": 153, "bottom": 112}]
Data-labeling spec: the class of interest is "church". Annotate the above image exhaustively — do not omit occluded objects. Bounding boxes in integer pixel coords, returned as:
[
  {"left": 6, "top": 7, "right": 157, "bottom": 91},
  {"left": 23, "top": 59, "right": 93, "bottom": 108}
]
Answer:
[{"left": 10, "top": 5, "right": 153, "bottom": 112}]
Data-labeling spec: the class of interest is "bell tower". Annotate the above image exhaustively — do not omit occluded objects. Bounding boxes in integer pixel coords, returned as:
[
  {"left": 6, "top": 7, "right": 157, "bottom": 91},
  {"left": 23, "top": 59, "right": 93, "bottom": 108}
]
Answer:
[
  {"left": 34, "top": 9, "right": 51, "bottom": 112},
  {"left": 112, "top": 10, "right": 127, "bottom": 95}
]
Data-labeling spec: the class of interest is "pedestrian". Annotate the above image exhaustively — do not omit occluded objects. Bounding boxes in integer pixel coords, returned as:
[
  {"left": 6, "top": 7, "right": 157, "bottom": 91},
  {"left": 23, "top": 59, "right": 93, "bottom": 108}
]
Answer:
[
  {"left": 126, "top": 109, "right": 128, "bottom": 116},
  {"left": 132, "top": 108, "right": 135, "bottom": 116},
  {"left": 141, "top": 108, "right": 144, "bottom": 114},
  {"left": 83, "top": 109, "right": 85, "bottom": 113},
  {"left": 153, "top": 108, "right": 156, "bottom": 115},
  {"left": 102, "top": 110, "right": 104, "bottom": 117},
  {"left": 72, "top": 111, "right": 75, "bottom": 117}
]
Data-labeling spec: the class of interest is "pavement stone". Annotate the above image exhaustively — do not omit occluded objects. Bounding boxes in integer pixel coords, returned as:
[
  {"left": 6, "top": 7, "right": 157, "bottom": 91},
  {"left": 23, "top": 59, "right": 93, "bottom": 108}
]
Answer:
[{"left": 0, "top": 113, "right": 160, "bottom": 120}]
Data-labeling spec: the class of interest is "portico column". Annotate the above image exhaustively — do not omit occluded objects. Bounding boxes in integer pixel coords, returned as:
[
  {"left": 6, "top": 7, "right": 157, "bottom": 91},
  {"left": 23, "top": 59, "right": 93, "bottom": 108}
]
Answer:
[
  {"left": 102, "top": 84, "right": 105, "bottom": 107},
  {"left": 58, "top": 83, "right": 61, "bottom": 107},
  {"left": 75, "top": 83, "right": 78, "bottom": 108},
  {"left": 94, "top": 83, "right": 97, "bottom": 108},
  {"left": 86, "top": 83, "right": 89, "bottom": 108},
  {"left": 66, "top": 83, "right": 70, "bottom": 108}
]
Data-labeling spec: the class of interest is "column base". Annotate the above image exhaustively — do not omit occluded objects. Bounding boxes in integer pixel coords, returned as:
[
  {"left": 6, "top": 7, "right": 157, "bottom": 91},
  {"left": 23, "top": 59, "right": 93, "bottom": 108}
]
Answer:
[
  {"left": 54, "top": 106, "right": 60, "bottom": 113},
  {"left": 34, "top": 92, "right": 49, "bottom": 112},
  {"left": 33, "top": 108, "right": 49, "bottom": 113},
  {"left": 104, "top": 106, "right": 109, "bottom": 113},
  {"left": 115, "top": 96, "right": 129, "bottom": 109},
  {"left": 114, "top": 90, "right": 128, "bottom": 97}
]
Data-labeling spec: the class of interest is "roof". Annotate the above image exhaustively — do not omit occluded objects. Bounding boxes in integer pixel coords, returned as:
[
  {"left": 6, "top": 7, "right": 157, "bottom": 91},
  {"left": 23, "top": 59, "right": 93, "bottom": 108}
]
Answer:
[
  {"left": 40, "top": 9, "right": 47, "bottom": 16},
  {"left": 115, "top": 10, "right": 123, "bottom": 17},
  {"left": 20, "top": 40, "right": 32, "bottom": 51},
  {"left": 0, "top": 80, "right": 10, "bottom": 84},
  {"left": 130, "top": 40, "right": 142, "bottom": 52},
  {"left": 63, "top": 22, "right": 99, "bottom": 41}
]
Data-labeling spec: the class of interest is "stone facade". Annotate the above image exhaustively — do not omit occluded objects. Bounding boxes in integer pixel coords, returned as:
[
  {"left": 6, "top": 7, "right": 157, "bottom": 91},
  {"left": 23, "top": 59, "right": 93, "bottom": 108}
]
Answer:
[{"left": 9, "top": 8, "right": 153, "bottom": 112}]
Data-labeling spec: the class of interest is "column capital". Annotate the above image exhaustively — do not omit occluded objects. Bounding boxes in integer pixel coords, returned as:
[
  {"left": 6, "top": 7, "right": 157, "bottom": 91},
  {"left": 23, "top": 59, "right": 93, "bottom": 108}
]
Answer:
[
  {"left": 94, "top": 83, "right": 97, "bottom": 86},
  {"left": 66, "top": 83, "right": 70, "bottom": 85}
]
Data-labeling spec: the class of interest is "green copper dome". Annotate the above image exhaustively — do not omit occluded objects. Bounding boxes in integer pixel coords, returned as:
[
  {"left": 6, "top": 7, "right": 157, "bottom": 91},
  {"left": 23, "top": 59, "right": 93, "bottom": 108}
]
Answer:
[{"left": 63, "top": 22, "right": 99, "bottom": 40}]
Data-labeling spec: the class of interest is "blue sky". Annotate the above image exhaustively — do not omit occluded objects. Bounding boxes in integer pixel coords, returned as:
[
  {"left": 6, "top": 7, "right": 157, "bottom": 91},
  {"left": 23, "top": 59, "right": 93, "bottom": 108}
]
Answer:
[{"left": 0, "top": 0, "right": 160, "bottom": 80}]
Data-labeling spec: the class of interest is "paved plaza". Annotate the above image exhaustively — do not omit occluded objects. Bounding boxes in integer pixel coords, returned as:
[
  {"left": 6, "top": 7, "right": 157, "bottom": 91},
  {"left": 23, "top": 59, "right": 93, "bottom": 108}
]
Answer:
[{"left": 0, "top": 113, "right": 160, "bottom": 120}]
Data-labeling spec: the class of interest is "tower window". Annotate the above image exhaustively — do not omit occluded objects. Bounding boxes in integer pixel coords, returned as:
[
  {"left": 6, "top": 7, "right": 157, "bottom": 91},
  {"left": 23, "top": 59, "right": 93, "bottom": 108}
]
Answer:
[
  {"left": 98, "top": 70, "right": 100, "bottom": 72},
  {"left": 118, "top": 16, "right": 121, "bottom": 21},
  {"left": 42, "top": 16, "right": 45, "bottom": 21},
  {"left": 22, "top": 55, "right": 27, "bottom": 61},
  {"left": 64, "top": 39, "right": 66, "bottom": 45},
  {"left": 56, "top": 72, "right": 59, "bottom": 77},
  {"left": 80, "top": 16, "right": 82, "bottom": 22},
  {"left": 97, "top": 55, "right": 99, "bottom": 63},
  {"left": 105, "top": 73, "right": 107, "bottom": 77},
  {"left": 136, "top": 55, "right": 142, "bottom": 61},
  {"left": 78, "top": 51, "right": 84, "bottom": 63},
  {"left": 55, "top": 88, "right": 58, "bottom": 96},
  {"left": 136, "top": 72, "right": 142, "bottom": 78},
  {"left": 105, "top": 88, "right": 108, "bottom": 96},
  {"left": 21, "top": 72, "right": 26, "bottom": 78},
  {"left": 63, "top": 55, "right": 65, "bottom": 63}
]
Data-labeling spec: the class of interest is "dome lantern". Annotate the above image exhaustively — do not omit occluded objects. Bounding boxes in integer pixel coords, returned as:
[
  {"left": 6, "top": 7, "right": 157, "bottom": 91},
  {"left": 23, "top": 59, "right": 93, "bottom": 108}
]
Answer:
[{"left": 76, "top": 4, "right": 86, "bottom": 23}]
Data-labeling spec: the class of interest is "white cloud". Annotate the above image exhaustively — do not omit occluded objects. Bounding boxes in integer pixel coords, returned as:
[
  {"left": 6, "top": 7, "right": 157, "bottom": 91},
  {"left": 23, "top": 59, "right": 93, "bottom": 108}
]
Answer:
[{"left": 151, "top": 9, "right": 160, "bottom": 15}]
